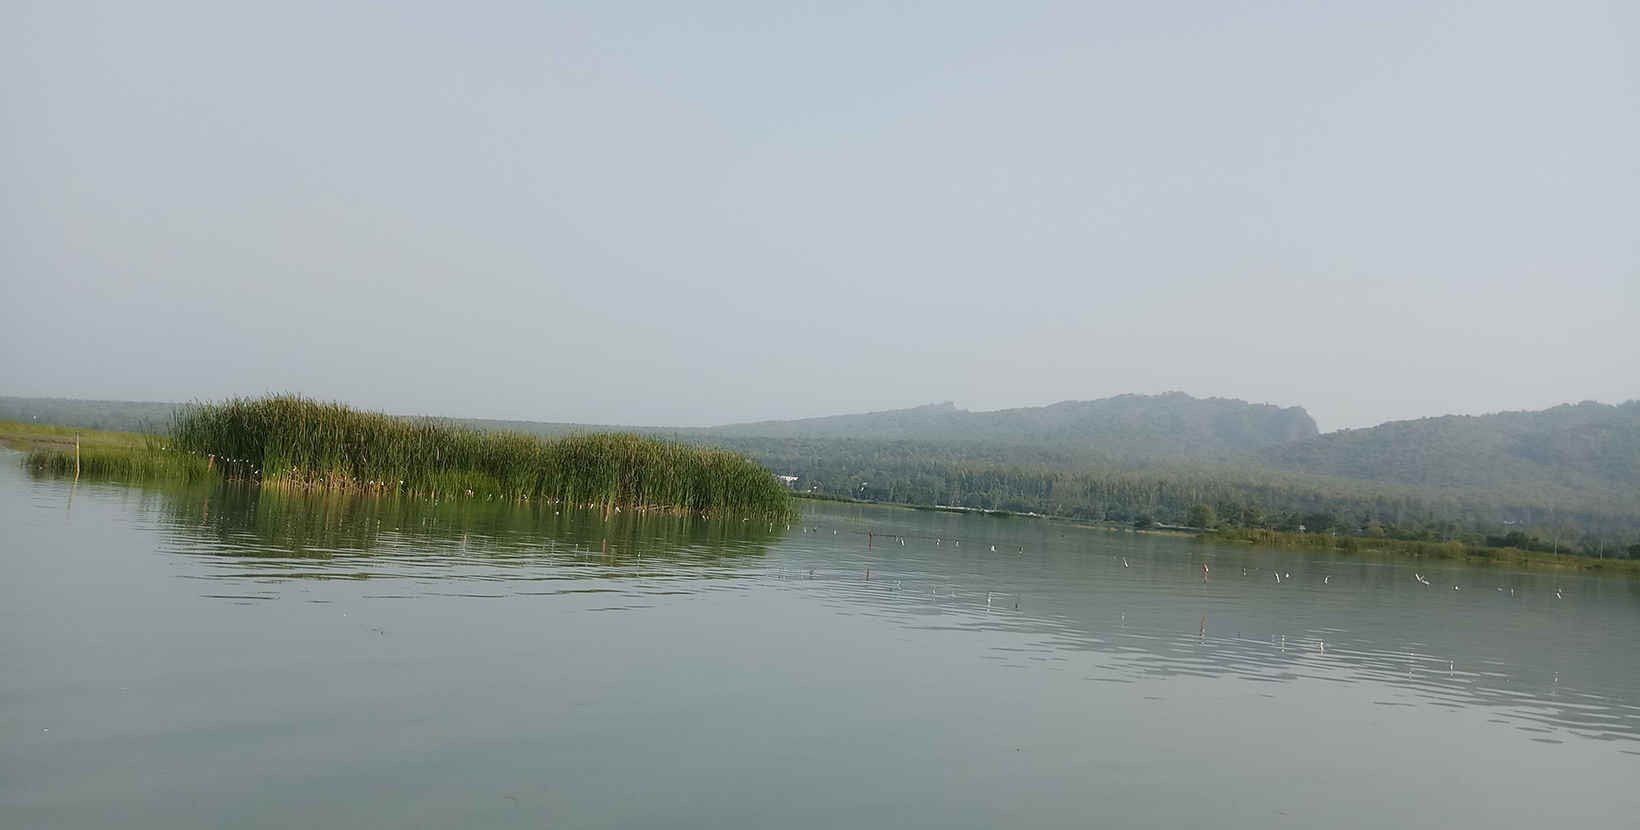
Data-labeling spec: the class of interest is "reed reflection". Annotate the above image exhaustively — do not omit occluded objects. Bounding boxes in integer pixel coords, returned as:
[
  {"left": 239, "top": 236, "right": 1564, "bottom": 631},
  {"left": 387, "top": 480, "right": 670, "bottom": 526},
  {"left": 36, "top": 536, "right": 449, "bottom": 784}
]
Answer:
[{"left": 138, "top": 477, "right": 786, "bottom": 575}]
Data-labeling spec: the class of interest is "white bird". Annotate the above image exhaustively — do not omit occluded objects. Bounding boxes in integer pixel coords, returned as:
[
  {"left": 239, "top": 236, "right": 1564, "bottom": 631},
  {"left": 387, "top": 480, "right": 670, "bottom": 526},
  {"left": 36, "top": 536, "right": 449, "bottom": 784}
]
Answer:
[
  {"left": 1123, "top": 558, "right": 1128, "bottom": 567},
  {"left": 1324, "top": 576, "right": 1329, "bottom": 584}
]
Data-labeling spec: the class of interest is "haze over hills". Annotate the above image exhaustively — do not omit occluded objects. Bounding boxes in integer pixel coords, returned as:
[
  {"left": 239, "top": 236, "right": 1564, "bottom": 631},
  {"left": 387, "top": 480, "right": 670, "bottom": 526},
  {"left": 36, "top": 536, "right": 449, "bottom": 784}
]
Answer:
[
  {"left": 0, "top": 397, "right": 179, "bottom": 434},
  {"left": 1252, "top": 400, "right": 1640, "bottom": 513},
  {"left": 691, "top": 396, "right": 1640, "bottom": 519},
  {"left": 4, "top": 392, "right": 1637, "bottom": 536},
  {"left": 693, "top": 394, "right": 1319, "bottom": 461}
]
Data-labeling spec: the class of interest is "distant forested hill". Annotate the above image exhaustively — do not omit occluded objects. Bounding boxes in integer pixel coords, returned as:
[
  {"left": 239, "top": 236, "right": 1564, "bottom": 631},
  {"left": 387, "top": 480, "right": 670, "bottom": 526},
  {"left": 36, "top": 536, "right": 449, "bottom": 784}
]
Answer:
[
  {"left": 1250, "top": 401, "right": 1640, "bottom": 515},
  {"left": 677, "top": 396, "right": 1640, "bottom": 537},
  {"left": 699, "top": 393, "right": 1318, "bottom": 461}
]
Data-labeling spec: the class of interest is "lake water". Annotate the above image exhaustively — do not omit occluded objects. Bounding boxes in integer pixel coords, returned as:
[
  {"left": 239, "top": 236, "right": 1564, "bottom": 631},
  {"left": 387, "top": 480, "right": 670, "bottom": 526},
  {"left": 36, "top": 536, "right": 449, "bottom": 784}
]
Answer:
[{"left": 3, "top": 456, "right": 1637, "bottom": 828}]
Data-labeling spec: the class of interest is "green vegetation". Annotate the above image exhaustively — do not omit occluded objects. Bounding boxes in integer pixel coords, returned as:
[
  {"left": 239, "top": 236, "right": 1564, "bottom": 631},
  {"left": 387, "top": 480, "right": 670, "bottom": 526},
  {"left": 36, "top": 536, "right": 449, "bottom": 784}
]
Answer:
[
  {"left": 692, "top": 439, "right": 1639, "bottom": 558},
  {"left": 1187, "top": 503, "right": 1215, "bottom": 529},
  {"left": 16, "top": 397, "right": 792, "bottom": 516},
  {"left": 8, "top": 392, "right": 1639, "bottom": 557},
  {"left": 1, "top": 421, "right": 214, "bottom": 483},
  {"left": 1, "top": 420, "right": 149, "bottom": 448},
  {"left": 1252, "top": 400, "right": 1640, "bottom": 517},
  {"left": 1206, "top": 526, "right": 1640, "bottom": 574}
]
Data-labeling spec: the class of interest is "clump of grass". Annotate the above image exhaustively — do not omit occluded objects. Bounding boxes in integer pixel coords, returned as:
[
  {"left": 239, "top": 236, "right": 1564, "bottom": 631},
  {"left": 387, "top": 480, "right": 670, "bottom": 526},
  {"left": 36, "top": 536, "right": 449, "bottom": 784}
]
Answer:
[
  {"left": 9, "top": 421, "right": 214, "bottom": 484},
  {"left": 161, "top": 395, "right": 792, "bottom": 516},
  {"left": 27, "top": 443, "right": 214, "bottom": 483}
]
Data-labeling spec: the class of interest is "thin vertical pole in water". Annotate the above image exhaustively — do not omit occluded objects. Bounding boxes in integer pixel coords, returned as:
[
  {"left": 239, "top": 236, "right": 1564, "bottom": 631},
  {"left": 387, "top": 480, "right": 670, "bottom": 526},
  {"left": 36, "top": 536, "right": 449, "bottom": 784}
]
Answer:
[{"left": 68, "top": 431, "right": 80, "bottom": 509}]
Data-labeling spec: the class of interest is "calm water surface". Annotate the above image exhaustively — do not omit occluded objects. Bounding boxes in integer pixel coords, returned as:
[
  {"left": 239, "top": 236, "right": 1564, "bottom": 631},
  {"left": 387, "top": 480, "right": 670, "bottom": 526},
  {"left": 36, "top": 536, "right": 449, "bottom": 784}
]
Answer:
[{"left": 3, "top": 457, "right": 1637, "bottom": 828}]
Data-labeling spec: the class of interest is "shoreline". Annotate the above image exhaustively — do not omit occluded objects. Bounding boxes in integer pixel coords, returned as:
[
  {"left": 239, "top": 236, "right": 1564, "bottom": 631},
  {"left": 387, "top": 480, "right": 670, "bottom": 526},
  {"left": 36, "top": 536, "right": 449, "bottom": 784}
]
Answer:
[{"left": 795, "top": 493, "right": 1640, "bottom": 576}]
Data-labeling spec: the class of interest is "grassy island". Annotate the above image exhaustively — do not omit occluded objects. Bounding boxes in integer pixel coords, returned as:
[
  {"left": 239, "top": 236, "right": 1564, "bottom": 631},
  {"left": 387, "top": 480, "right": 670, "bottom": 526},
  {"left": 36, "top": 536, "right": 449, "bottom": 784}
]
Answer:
[{"left": 17, "top": 395, "right": 793, "bottom": 516}]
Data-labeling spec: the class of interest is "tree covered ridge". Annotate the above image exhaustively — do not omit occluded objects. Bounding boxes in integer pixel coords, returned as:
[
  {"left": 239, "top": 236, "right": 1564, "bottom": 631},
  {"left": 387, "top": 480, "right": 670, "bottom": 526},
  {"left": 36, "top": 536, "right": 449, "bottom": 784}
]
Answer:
[
  {"left": 1252, "top": 400, "right": 1640, "bottom": 505},
  {"left": 688, "top": 397, "right": 1640, "bottom": 546}
]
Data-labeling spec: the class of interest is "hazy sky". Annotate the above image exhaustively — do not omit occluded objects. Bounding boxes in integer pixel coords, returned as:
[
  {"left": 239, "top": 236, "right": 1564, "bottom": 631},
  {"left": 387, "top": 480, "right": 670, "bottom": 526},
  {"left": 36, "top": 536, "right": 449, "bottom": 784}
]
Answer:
[{"left": 2, "top": 1, "right": 1635, "bottom": 432}]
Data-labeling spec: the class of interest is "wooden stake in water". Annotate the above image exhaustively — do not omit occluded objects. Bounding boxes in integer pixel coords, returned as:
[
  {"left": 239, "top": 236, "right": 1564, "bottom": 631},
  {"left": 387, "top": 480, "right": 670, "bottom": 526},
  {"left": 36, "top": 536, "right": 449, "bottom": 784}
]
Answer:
[{"left": 69, "top": 431, "right": 81, "bottom": 508}]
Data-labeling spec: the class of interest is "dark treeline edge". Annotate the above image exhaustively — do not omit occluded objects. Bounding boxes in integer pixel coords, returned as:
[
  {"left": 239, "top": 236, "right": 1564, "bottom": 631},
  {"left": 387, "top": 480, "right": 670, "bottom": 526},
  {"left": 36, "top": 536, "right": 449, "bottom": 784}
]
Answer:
[{"left": 745, "top": 446, "right": 1640, "bottom": 559}]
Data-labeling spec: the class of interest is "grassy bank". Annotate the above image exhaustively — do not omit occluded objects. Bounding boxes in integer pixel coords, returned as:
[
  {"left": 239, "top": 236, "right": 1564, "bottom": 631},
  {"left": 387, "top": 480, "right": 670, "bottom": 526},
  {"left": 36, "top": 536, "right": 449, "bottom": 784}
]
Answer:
[
  {"left": 3, "top": 421, "right": 216, "bottom": 483},
  {"left": 1206, "top": 526, "right": 1640, "bottom": 574},
  {"left": 16, "top": 397, "right": 793, "bottom": 516}
]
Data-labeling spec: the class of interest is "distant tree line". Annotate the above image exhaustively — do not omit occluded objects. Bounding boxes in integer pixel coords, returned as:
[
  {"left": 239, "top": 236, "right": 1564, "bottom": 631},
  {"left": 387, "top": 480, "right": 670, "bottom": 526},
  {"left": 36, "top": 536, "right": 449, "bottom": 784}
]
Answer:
[{"left": 743, "top": 452, "right": 1640, "bottom": 559}]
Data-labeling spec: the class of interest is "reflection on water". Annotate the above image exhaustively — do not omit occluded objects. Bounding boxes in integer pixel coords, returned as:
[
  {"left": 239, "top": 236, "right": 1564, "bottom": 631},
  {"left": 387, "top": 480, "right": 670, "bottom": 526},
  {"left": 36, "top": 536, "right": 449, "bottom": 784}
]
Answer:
[
  {"left": 5, "top": 463, "right": 1639, "bottom": 828},
  {"left": 145, "top": 477, "right": 785, "bottom": 562},
  {"left": 136, "top": 475, "right": 787, "bottom": 605},
  {"left": 114, "top": 475, "right": 1640, "bottom": 746},
  {"left": 802, "top": 508, "right": 1640, "bottom": 751}
]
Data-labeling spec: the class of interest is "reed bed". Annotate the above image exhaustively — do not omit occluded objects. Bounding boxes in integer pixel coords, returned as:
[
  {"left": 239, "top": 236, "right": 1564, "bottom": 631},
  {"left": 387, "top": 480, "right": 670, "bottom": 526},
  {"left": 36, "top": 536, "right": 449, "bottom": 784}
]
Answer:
[
  {"left": 153, "top": 395, "right": 792, "bottom": 516},
  {"left": 27, "top": 443, "right": 215, "bottom": 483}
]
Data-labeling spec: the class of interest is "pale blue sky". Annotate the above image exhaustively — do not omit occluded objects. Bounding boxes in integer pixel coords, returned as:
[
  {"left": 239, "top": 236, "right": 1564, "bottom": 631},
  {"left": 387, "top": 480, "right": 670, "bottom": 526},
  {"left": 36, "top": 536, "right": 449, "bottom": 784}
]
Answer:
[{"left": 2, "top": 1, "right": 1635, "bottom": 431}]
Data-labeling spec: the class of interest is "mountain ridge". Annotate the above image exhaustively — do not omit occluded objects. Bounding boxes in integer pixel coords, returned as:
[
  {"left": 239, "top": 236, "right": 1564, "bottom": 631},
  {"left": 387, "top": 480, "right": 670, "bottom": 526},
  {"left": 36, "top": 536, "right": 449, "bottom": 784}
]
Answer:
[{"left": 696, "top": 392, "right": 1319, "bottom": 460}]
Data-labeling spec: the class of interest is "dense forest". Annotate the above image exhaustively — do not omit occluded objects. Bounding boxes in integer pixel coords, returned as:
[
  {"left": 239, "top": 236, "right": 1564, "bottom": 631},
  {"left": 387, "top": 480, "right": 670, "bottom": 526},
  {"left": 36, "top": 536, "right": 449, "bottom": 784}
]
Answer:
[
  {"left": 1253, "top": 401, "right": 1640, "bottom": 514},
  {"left": 5, "top": 393, "right": 1637, "bottom": 555}
]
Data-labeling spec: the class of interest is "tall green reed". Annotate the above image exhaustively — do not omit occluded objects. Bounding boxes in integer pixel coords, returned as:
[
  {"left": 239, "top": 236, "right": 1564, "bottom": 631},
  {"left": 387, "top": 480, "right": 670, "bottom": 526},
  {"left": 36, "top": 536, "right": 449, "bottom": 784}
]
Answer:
[{"left": 163, "top": 395, "right": 792, "bottom": 516}]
